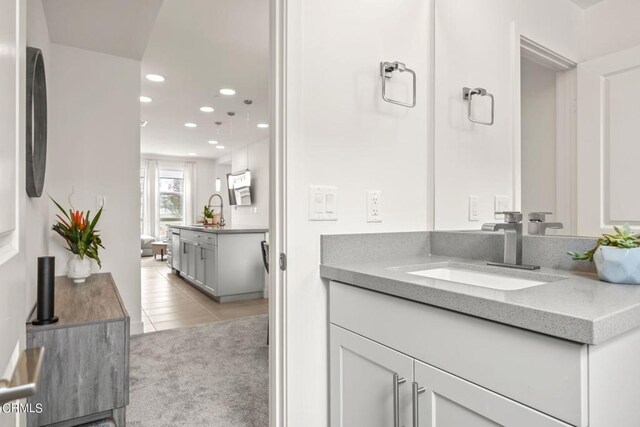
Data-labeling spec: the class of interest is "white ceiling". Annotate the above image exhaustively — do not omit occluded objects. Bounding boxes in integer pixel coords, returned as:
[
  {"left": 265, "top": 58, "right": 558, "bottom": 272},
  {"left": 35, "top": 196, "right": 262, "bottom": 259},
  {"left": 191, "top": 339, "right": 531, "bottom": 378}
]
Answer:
[
  {"left": 570, "top": 0, "right": 604, "bottom": 9},
  {"left": 140, "top": 0, "right": 269, "bottom": 159},
  {"left": 43, "top": 0, "right": 163, "bottom": 60}
]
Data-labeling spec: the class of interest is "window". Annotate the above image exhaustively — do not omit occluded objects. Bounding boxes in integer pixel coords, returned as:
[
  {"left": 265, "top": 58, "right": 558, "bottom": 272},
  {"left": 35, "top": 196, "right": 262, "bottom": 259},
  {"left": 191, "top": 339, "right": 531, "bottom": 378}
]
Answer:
[{"left": 158, "top": 169, "right": 184, "bottom": 237}]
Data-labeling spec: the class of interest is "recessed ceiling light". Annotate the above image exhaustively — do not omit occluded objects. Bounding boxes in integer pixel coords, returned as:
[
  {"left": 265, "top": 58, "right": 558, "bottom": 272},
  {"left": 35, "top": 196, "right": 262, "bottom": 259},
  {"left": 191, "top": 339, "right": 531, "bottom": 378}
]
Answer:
[
  {"left": 257, "top": 123, "right": 269, "bottom": 128},
  {"left": 219, "top": 88, "right": 236, "bottom": 96},
  {"left": 216, "top": 145, "right": 225, "bottom": 150},
  {"left": 139, "top": 96, "right": 152, "bottom": 103},
  {"left": 146, "top": 74, "right": 165, "bottom": 82},
  {"left": 200, "top": 106, "right": 214, "bottom": 113},
  {"left": 208, "top": 140, "right": 219, "bottom": 145},
  {"left": 184, "top": 122, "right": 197, "bottom": 128},
  {"left": 188, "top": 152, "right": 197, "bottom": 156}
]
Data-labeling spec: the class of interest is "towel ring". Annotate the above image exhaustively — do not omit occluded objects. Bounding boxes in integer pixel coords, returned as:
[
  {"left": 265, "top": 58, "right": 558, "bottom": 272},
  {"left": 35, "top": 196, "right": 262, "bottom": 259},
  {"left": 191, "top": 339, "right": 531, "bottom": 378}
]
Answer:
[
  {"left": 380, "top": 61, "right": 416, "bottom": 108},
  {"left": 463, "top": 87, "right": 494, "bottom": 126}
]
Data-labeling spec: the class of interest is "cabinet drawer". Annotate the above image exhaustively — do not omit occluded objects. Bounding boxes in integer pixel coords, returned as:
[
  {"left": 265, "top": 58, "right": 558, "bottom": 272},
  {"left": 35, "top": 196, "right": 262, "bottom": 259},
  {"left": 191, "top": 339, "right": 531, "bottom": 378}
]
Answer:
[
  {"left": 180, "top": 230, "right": 217, "bottom": 246},
  {"left": 330, "top": 281, "right": 588, "bottom": 427}
]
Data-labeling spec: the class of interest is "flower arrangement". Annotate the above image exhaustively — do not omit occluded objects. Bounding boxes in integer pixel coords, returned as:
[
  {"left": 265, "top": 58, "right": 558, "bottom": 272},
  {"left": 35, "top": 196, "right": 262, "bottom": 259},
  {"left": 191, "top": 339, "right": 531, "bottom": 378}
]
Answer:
[{"left": 51, "top": 197, "right": 104, "bottom": 268}]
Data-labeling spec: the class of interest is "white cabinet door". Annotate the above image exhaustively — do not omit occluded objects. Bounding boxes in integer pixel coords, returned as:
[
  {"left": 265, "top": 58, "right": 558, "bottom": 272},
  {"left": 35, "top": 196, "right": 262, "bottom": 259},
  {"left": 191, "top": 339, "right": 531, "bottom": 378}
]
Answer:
[
  {"left": 194, "top": 245, "right": 205, "bottom": 286},
  {"left": 203, "top": 245, "right": 218, "bottom": 295},
  {"left": 413, "top": 360, "right": 572, "bottom": 427},
  {"left": 577, "top": 44, "right": 640, "bottom": 236},
  {"left": 330, "top": 325, "right": 413, "bottom": 427}
]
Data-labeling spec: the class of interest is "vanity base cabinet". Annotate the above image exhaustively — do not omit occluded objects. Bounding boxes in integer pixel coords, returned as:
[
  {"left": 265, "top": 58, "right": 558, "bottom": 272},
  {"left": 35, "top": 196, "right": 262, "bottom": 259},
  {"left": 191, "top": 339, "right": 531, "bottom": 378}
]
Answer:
[
  {"left": 330, "top": 280, "right": 640, "bottom": 427},
  {"left": 330, "top": 325, "right": 413, "bottom": 427}
]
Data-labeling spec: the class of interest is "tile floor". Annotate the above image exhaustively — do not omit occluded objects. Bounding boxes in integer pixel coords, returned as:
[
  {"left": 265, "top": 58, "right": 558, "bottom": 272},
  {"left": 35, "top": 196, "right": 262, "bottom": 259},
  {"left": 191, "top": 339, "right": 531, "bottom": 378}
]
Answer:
[{"left": 141, "top": 256, "right": 268, "bottom": 333}]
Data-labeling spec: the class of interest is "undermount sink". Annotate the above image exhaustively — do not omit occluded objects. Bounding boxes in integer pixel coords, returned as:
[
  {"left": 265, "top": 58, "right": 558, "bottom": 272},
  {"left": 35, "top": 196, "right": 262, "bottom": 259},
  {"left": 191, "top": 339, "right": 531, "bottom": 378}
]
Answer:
[{"left": 408, "top": 267, "right": 549, "bottom": 290}]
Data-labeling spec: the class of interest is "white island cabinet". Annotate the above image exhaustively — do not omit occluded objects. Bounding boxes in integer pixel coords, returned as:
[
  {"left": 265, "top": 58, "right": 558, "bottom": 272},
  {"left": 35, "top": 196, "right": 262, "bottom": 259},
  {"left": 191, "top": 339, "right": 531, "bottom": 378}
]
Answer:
[
  {"left": 170, "top": 226, "right": 267, "bottom": 302},
  {"left": 330, "top": 281, "right": 640, "bottom": 427}
]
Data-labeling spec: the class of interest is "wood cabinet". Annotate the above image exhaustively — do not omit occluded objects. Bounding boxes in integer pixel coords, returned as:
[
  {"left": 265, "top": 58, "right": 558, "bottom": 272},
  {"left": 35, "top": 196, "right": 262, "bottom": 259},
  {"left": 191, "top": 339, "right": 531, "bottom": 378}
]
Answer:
[{"left": 26, "top": 274, "right": 129, "bottom": 427}]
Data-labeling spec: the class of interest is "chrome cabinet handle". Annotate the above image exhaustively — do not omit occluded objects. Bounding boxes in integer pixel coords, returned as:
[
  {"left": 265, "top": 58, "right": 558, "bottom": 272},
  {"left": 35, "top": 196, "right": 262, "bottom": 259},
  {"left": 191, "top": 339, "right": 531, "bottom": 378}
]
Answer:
[
  {"left": 183, "top": 242, "right": 187, "bottom": 254},
  {"left": 0, "top": 347, "right": 45, "bottom": 405},
  {"left": 412, "top": 382, "right": 426, "bottom": 426},
  {"left": 200, "top": 247, "right": 204, "bottom": 260},
  {"left": 393, "top": 373, "right": 407, "bottom": 427}
]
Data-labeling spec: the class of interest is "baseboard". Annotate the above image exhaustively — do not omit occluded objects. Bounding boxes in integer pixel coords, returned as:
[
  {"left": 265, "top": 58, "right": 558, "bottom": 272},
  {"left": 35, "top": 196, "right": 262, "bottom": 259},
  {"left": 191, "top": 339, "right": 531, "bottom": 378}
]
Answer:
[{"left": 130, "top": 320, "right": 144, "bottom": 335}]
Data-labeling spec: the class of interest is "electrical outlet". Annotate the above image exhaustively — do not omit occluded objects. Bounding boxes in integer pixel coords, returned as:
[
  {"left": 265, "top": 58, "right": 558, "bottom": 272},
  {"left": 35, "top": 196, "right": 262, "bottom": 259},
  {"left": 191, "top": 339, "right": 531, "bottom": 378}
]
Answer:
[
  {"left": 494, "top": 196, "right": 509, "bottom": 219},
  {"left": 468, "top": 195, "right": 480, "bottom": 221},
  {"left": 367, "top": 190, "right": 382, "bottom": 222},
  {"left": 97, "top": 195, "right": 105, "bottom": 210}
]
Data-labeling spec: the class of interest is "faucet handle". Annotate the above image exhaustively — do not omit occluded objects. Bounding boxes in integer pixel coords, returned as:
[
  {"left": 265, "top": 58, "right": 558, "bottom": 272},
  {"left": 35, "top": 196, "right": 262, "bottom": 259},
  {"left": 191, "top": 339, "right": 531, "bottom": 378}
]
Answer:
[
  {"left": 528, "top": 212, "right": 553, "bottom": 222},
  {"left": 496, "top": 211, "right": 523, "bottom": 223}
]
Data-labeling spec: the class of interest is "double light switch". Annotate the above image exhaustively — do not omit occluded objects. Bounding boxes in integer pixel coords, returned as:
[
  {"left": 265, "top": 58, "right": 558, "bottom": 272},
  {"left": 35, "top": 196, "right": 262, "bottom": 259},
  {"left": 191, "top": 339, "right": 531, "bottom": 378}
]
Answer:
[{"left": 309, "top": 185, "right": 338, "bottom": 221}]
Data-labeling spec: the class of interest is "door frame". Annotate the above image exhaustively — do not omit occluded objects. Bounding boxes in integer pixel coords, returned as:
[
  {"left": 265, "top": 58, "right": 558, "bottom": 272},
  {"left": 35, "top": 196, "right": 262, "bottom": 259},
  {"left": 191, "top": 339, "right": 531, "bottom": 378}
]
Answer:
[
  {"left": 269, "top": 0, "right": 288, "bottom": 424},
  {"left": 511, "top": 26, "right": 578, "bottom": 233}
]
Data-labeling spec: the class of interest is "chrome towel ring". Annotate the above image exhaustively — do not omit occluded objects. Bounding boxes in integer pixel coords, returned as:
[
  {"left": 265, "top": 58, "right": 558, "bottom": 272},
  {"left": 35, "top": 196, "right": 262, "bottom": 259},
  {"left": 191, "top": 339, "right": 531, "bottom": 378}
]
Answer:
[
  {"left": 380, "top": 61, "right": 416, "bottom": 108},
  {"left": 463, "top": 87, "right": 494, "bottom": 125}
]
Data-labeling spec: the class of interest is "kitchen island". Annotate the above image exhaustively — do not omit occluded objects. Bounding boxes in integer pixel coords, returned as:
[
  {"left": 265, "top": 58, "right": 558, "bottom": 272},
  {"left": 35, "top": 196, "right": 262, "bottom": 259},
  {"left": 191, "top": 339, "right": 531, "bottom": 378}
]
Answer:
[{"left": 169, "top": 225, "right": 268, "bottom": 302}]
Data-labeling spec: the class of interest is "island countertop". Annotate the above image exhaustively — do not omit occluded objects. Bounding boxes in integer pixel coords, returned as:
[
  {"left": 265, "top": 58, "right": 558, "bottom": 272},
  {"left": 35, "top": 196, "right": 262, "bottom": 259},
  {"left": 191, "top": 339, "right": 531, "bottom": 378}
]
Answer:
[
  {"left": 170, "top": 224, "right": 268, "bottom": 234},
  {"left": 320, "top": 231, "right": 640, "bottom": 345}
]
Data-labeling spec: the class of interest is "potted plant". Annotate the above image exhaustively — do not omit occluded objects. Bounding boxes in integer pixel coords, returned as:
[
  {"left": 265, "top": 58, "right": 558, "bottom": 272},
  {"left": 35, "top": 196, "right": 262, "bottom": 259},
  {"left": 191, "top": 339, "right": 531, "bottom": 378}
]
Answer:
[
  {"left": 569, "top": 224, "right": 640, "bottom": 284},
  {"left": 51, "top": 198, "right": 104, "bottom": 284},
  {"left": 202, "top": 205, "right": 216, "bottom": 225}
]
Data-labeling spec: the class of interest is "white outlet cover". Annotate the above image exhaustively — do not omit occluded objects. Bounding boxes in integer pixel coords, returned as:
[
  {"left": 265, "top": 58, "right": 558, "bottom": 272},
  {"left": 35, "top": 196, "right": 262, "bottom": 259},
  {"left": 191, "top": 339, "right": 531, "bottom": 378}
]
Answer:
[{"left": 367, "top": 190, "right": 382, "bottom": 223}]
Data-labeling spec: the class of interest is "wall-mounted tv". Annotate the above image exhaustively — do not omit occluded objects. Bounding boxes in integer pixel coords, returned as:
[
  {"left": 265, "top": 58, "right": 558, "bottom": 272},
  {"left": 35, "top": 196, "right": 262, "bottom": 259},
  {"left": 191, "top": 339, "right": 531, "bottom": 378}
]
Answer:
[{"left": 227, "top": 170, "right": 252, "bottom": 206}]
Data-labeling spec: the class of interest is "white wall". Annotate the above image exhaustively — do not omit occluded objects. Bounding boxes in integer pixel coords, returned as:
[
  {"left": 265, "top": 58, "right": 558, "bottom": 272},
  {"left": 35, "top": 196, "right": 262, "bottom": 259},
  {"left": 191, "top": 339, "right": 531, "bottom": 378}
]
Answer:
[
  {"left": 581, "top": 0, "right": 640, "bottom": 61},
  {"left": 434, "top": 0, "right": 582, "bottom": 230},
  {"left": 215, "top": 161, "right": 231, "bottom": 223},
  {"left": 520, "top": 58, "right": 557, "bottom": 220},
  {"left": 47, "top": 44, "right": 143, "bottom": 333},
  {"left": 230, "top": 138, "right": 269, "bottom": 227},
  {"left": 283, "top": 0, "right": 432, "bottom": 424}
]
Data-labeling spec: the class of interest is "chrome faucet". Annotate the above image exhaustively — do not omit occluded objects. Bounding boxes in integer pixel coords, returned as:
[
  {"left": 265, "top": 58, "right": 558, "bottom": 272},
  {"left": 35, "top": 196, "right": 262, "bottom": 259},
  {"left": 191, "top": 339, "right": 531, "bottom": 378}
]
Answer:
[
  {"left": 207, "top": 194, "right": 226, "bottom": 227},
  {"left": 527, "top": 212, "right": 563, "bottom": 236},
  {"left": 482, "top": 212, "right": 540, "bottom": 270}
]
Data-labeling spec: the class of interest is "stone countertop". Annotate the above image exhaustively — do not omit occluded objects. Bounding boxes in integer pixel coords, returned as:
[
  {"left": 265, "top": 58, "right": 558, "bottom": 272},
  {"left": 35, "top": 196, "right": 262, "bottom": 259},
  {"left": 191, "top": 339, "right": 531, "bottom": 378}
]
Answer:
[
  {"left": 321, "top": 254, "right": 640, "bottom": 345},
  {"left": 171, "top": 225, "right": 268, "bottom": 234}
]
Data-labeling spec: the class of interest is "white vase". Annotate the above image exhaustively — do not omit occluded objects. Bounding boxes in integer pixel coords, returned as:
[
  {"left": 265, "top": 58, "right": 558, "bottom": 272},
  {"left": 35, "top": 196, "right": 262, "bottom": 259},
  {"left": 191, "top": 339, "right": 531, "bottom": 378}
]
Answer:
[
  {"left": 593, "top": 246, "right": 640, "bottom": 285},
  {"left": 67, "top": 255, "right": 92, "bottom": 284}
]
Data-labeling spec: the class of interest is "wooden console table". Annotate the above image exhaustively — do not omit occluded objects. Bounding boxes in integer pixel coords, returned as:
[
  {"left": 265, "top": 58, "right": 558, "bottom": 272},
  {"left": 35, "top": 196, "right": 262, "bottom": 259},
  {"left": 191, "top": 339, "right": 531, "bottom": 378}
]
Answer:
[{"left": 26, "top": 273, "right": 130, "bottom": 427}]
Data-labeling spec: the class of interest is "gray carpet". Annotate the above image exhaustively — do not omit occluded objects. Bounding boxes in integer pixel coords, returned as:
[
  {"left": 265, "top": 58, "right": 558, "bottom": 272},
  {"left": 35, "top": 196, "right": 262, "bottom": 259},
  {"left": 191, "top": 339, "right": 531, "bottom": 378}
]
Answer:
[{"left": 127, "top": 315, "right": 269, "bottom": 427}]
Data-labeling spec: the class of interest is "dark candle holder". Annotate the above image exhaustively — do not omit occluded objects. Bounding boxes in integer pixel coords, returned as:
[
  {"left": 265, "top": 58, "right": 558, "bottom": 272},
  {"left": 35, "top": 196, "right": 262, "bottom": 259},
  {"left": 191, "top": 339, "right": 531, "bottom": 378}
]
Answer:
[{"left": 32, "top": 256, "right": 58, "bottom": 325}]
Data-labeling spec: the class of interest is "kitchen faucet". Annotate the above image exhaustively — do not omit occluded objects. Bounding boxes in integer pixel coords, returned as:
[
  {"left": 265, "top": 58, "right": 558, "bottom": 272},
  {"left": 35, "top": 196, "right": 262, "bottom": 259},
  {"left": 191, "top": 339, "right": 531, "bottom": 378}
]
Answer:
[
  {"left": 527, "top": 212, "right": 563, "bottom": 236},
  {"left": 482, "top": 211, "right": 540, "bottom": 270},
  {"left": 207, "top": 193, "right": 226, "bottom": 227}
]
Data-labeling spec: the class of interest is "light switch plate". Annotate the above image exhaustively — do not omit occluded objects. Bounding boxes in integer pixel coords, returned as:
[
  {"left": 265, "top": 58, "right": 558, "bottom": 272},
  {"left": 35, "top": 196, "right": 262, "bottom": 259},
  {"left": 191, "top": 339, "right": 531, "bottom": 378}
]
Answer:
[
  {"left": 494, "top": 195, "right": 509, "bottom": 219},
  {"left": 367, "top": 190, "right": 382, "bottom": 222},
  {"left": 468, "top": 195, "right": 479, "bottom": 221},
  {"left": 309, "top": 185, "right": 337, "bottom": 221},
  {"left": 97, "top": 195, "right": 105, "bottom": 210}
]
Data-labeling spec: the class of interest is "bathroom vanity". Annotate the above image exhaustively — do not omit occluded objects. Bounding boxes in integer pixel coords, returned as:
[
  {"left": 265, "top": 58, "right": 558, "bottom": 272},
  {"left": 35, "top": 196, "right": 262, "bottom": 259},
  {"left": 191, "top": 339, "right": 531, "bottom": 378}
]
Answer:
[
  {"left": 170, "top": 225, "right": 267, "bottom": 302},
  {"left": 321, "top": 231, "right": 640, "bottom": 427}
]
